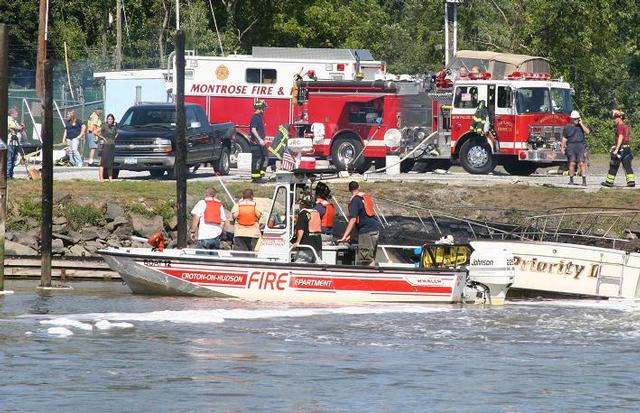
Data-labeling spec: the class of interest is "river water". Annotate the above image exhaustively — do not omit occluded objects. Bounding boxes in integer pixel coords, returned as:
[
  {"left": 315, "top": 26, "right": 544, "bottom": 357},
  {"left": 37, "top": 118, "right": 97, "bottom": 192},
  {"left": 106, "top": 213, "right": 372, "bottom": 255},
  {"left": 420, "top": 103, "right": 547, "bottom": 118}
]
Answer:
[{"left": 1, "top": 280, "right": 639, "bottom": 413}]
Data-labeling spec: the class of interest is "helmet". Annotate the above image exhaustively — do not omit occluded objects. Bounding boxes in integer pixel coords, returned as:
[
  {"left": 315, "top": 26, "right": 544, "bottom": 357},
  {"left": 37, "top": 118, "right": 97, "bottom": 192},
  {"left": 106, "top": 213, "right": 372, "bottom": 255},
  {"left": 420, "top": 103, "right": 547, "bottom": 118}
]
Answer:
[
  {"left": 570, "top": 110, "right": 581, "bottom": 119},
  {"left": 254, "top": 100, "right": 267, "bottom": 110}
]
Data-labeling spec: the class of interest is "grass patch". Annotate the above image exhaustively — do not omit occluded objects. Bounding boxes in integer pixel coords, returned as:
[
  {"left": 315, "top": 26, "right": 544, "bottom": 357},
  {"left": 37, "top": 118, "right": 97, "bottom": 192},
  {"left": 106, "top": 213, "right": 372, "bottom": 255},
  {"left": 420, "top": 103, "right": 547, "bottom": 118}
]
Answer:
[
  {"left": 65, "top": 204, "right": 103, "bottom": 229},
  {"left": 18, "top": 198, "right": 41, "bottom": 218}
]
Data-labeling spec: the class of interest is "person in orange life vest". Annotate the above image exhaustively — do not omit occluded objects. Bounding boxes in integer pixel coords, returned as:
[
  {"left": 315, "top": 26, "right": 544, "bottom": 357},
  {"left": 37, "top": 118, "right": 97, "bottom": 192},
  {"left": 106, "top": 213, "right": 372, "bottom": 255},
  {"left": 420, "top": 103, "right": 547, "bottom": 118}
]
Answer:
[
  {"left": 292, "top": 194, "right": 323, "bottom": 263},
  {"left": 337, "top": 181, "right": 381, "bottom": 266},
  {"left": 231, "top": 188, "right": 263, "bottom": 251},
  {"left": 313, "top": 181, "right": 335, "bottom": 236},
  {"left": 190, "top": 188, "right": 227, "bottom": 249}
]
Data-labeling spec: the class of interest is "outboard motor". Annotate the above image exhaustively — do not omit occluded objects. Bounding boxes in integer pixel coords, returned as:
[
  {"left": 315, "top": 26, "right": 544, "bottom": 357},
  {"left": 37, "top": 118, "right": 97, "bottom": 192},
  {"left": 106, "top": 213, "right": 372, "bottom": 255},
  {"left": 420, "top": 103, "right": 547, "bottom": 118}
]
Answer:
[{"left": 466, "top": 242, "right": 515, "bottom": 305}]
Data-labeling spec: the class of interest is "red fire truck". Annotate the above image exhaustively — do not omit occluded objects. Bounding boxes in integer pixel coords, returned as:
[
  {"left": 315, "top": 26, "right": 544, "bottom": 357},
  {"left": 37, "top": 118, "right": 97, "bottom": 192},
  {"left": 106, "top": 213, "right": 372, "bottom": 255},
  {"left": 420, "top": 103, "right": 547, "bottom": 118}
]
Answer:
[
  {"left": 173, "top": 47, "right": 386, "bottom": 165},
  {"left": 292, "top": 70, "right": 573, "bottom": 175}
]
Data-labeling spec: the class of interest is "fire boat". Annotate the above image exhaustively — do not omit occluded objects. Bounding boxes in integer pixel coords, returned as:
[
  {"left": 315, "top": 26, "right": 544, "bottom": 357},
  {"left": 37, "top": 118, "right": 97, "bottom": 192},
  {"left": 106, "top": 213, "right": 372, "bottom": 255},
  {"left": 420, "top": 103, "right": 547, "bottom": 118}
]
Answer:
[{"left": 99, "top": 172, "right": 514, "bottom": 305}]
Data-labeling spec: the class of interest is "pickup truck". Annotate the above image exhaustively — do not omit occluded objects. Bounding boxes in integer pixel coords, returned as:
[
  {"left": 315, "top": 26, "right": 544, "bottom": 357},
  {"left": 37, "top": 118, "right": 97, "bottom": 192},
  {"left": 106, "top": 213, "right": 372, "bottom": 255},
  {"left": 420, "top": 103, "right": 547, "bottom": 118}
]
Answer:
[{"left": 113, "top": 103, "right": 235, "bottom": 178}]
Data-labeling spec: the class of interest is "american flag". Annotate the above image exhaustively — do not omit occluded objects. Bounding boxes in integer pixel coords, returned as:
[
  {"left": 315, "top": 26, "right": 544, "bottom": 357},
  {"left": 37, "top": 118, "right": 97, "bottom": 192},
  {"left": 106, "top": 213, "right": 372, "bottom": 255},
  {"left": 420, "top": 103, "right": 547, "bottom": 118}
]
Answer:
[{"left": 280, "top": 151, "right": 296, "bottom": 171}]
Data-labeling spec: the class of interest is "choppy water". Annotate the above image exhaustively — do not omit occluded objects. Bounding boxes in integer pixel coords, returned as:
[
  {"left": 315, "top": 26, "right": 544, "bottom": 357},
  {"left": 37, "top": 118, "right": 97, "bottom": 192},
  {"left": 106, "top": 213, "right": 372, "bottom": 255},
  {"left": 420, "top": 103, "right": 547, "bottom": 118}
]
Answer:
[{"left": 1, "top": 281, "right": 639, "bottom": 412}]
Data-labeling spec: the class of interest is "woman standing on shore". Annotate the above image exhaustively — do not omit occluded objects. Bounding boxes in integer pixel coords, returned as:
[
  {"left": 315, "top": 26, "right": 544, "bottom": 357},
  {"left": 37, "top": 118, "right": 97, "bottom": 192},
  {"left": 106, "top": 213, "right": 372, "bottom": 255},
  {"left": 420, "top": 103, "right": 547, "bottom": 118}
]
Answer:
[{"left": 99, "top": 113, "right": 117, "bottom": 182}]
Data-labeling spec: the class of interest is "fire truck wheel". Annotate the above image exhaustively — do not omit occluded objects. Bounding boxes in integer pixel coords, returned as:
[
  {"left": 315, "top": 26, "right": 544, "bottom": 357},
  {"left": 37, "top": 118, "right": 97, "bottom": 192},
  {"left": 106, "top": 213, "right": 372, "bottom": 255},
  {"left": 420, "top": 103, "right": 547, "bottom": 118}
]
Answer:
[
  {"left": 459, "top": 140, "right": 495, "bottom": 175},
  {"left": 230, "top": 134, "right": 250, "bottom": 168},
  {"left": 112, "top": 169, "right": 120, "bottom": 179},
  {"left": 215, "top": 147, "right": 231, "bottom": 176},
  {"left": 331, "top": 136, "right": 365, "bottom": 172},
  {"left": 502, "top": 161, "right": 538, "bottom": 176},
  {"left": 165, "top": 168, "right": 176, "bottom": 180}
]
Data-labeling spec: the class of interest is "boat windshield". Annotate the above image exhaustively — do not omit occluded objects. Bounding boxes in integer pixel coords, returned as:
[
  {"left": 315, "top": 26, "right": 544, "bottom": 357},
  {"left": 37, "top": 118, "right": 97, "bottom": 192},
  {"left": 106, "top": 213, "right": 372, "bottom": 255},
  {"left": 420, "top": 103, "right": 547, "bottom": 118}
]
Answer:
[{"left": 267, "top": 186, "right": 288, "bottom": 230}]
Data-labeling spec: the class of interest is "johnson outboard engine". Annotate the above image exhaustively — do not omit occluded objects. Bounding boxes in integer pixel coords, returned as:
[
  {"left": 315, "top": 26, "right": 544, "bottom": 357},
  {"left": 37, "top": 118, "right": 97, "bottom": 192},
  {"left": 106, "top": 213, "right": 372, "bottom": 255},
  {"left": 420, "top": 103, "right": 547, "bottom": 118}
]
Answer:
[{"left": 465, "top": 241, "right": 515, "bottom": 305}]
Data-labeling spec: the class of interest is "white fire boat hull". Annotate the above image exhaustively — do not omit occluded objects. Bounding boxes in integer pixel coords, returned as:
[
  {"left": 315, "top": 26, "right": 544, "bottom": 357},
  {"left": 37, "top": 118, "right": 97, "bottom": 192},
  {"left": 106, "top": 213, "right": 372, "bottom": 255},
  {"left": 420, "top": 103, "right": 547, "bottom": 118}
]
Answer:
[{"left": 100, "top": 248, "right": 473, "bottom": 304}]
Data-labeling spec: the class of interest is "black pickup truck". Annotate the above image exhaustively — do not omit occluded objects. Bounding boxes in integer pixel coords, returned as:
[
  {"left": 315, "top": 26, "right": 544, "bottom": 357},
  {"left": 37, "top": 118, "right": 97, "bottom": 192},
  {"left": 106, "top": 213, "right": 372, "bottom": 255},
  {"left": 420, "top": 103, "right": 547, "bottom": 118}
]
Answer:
[{"left": 113, "top": 103, "right": 235, "bottom": 178}]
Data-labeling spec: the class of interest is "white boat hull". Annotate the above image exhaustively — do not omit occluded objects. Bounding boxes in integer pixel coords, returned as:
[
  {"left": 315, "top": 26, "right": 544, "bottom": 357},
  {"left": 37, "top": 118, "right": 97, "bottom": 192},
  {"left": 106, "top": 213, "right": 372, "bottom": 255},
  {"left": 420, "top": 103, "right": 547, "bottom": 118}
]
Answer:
[
  {"left": 100, "top": 248, "right": 476, "bottom": 304},
  {"left": 474, "top": 240, "right": 640, "bottom": 299}
]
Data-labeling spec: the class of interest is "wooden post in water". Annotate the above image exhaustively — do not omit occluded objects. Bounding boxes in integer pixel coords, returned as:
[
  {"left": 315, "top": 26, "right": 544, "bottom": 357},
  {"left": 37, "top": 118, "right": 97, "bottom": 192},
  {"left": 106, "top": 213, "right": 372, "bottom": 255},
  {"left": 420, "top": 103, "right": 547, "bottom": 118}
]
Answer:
[
  {"left": 0, "top": 24, "right": 8, "bottom": 292},
  {"left": 40, "top": 60, "right": 53, "bottom": 287},
  {"left": 174, "top": 30, "right": 187, "bottom": 248}
]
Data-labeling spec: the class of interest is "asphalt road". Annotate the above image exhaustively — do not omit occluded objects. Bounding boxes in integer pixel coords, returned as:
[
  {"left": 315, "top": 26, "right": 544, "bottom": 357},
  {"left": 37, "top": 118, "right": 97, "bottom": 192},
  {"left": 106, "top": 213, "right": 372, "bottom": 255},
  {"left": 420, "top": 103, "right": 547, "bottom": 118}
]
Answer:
[{"left": 11, "top": 159, "right": 636, "bottom": 192}]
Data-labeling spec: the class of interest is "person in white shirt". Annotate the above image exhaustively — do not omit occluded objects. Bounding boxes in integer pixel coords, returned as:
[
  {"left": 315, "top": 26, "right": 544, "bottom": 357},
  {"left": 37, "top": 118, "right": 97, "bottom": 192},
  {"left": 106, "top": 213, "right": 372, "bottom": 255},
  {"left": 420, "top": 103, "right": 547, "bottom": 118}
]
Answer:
[{"left": 190, "top": 188, "right": 227, "bottom": 249}]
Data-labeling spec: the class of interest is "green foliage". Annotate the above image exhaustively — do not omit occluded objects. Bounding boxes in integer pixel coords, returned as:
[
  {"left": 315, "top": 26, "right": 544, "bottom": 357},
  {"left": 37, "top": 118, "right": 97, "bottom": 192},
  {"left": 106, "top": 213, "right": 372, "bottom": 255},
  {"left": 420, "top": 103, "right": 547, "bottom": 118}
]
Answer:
[
  {"left": 18, "top": 198, "right": 41, "bottom": 219},
  {"left": 65, "top": 204, "right": 103, "bottom": 229}
]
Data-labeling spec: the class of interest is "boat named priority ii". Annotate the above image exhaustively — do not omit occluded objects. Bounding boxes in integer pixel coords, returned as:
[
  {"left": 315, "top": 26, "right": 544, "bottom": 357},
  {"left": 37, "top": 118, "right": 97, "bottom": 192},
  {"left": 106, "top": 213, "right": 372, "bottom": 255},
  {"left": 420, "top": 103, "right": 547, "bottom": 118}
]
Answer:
[{"left": 99, "top": 172, "right": 514, "bottom": 305}]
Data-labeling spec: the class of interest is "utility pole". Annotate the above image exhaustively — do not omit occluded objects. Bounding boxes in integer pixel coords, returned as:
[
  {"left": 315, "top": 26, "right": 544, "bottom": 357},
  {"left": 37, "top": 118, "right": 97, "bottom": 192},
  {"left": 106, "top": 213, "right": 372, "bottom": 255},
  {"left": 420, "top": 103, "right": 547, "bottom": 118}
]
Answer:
[
  {"left": 444, "top": 0, "right": 464, "bottom": 66},
  {"left": 175, "top": 30, "right": 187, "bottom": 248},
  {"left": 36, "top": 0, "right": 49, "bottom": 99},
  {"left": 115, "top": 0, "right": 122, "bottom": 70}
]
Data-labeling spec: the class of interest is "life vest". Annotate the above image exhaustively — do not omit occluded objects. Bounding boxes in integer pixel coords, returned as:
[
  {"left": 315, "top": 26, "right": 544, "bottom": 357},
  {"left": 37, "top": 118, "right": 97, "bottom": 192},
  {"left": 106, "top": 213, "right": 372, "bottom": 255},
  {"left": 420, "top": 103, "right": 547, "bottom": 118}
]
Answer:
[
  {"left": 236, "top": 200, "right": 258, "bottom": 226},
  {"left": 203, "top": 197, "right": 222, "bottom": 224},
  {"left": 350, "top": 192, "right": 376, "bottom": 223},
  {"left": 316, "top": 199, "right": 335, "bottom": 228},
  {"left": 303, "top": 209, "right": 322, "bottom": 233}
]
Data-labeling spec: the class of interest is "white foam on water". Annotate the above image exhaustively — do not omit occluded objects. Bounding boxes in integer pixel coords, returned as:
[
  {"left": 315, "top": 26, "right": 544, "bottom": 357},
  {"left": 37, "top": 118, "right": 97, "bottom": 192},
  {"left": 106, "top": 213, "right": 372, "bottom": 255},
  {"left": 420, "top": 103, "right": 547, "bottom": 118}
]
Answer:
[
  {"left": 39, "top": 305, "right": 452, "bottom": 326},
  {"left": 511, "top": 299, "right": 640, "bottom": 312},
  {"left": 94, "top": 320, "right": 135, "bottom": 330},
  {"left": 47, "top": 327, "right": 74, "bottom": 337},
  {"left": 40, "top": 317, "right": 94, "bottom": 331}
]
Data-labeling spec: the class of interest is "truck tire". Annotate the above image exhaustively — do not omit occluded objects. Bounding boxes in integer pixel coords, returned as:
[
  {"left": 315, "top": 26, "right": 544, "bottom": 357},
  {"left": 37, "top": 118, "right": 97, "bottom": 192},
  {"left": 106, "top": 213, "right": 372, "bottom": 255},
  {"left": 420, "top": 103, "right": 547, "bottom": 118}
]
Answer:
[
  {"left": 165, "top": 168, "right": 175, "bottom": 180},
  {"left": 331, "top": 136, "right": 365, "bottom": 172},
  {"left": 215, "top": 147, "right": 231, "bottom": 176},
  {"left": 112, "top": 169, "right": 120, "bottom": 179},
  {"left": 400, "top": 159, "right": 415, "bottom": 173},
  {"left": 459, "top": 139, "right": 495, "bottom": 175},
  {"left": 230, "top": 133, "right": 250, "bottom": 168},
  {"left": 414, "top": 159, "right": 452, "bottom": 173},
  {"left": 149, "top": 169, "right": 165, "bottom": 178},
  {"left": 503, "top": 161, "right": 538, "bottom": 176}
]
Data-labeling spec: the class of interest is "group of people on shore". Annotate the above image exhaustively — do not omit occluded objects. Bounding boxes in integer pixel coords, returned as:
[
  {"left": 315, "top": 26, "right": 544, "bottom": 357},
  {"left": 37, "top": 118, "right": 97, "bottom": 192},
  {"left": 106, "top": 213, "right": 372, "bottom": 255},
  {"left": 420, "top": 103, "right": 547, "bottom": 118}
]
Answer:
[
  {"left": 61, "top": 108, "right": 117, "bottom": 182},
  {"left": 190, "top": 180, "right": 381, "bottom": 266}
]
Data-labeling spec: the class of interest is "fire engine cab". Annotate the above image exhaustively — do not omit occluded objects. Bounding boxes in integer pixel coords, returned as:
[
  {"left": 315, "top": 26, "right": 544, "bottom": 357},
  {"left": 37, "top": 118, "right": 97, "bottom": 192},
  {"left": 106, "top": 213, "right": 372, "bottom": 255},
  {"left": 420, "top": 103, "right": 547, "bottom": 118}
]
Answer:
[
  {"left": 172, "top": 47, "right": 386, "bottom": 166},
  {"left": 406, "top": 51, "right": 574, "bottom": 175}
]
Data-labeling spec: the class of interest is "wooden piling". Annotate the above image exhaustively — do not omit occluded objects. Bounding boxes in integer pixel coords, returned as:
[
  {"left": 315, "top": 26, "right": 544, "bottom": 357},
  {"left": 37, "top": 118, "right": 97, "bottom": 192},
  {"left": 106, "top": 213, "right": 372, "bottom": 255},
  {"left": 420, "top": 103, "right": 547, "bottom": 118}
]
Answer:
[
  {"left": 0, "top": 24, "right": 8, "bottom": 291},
  {"left": 175, "top": 30, "right": 187, "bottom": 248},
  {"left": 40, "top": 60, "right": 53, "bottom": 287}
]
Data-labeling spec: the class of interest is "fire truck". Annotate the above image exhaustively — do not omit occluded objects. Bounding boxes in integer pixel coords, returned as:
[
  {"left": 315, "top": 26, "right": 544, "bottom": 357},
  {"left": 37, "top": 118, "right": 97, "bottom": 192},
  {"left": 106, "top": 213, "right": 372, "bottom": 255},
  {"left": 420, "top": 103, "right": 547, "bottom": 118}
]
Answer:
[
  {"left": 172, "top": 47, "right": 386, "bottom": 165},
  {"left": 292, "top": 51, "right": 573, "bottom": 175}
]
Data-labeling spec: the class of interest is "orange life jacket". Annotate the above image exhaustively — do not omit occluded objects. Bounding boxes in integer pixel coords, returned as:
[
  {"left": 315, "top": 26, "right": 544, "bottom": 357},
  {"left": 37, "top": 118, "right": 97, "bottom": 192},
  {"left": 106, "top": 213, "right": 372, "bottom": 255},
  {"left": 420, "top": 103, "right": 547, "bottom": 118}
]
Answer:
[
  {"left": 350, "top": 192, "right": 376, "bottom": 223},
  {"left": 203, "top": 197, "right": 222, "bottom": 224},
  {"left": 304, "top": 209, "right": 322, "bottom": 233},
  {"left": 236, "top": 200, "right": 258, "bottom": 226},
  {"left": 316, "top": 199, "right": 335, "bottom": 228}
]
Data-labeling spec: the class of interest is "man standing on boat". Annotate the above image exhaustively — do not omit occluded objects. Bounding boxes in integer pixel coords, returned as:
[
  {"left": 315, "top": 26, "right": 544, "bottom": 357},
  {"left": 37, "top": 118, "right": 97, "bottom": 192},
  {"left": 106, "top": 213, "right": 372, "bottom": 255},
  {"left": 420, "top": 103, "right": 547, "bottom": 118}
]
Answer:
[
  {"left": 292, "top": 194, "right": 323, "bottom": 262},
  {"left": 601, "top": 110, "right": 635, "bottom": 187},
  {"left": 231, "top": 189, "right": 263, "bottom": 251},
  {"left": 190, "top": 188, "right": 227, "bottom": 249},
  {"left": 337, "top": 181, "right": 381, "bottom": 266}
]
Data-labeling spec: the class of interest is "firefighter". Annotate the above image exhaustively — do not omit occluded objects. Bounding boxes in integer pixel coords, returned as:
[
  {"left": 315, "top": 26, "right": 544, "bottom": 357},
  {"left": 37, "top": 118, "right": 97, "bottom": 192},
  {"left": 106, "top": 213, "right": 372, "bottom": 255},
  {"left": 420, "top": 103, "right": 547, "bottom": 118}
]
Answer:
[
  {"left": 337, "top": 181, "right": 381, "bottom": 266},
  {"left": 561, "top": 110, "right": 589, "bottom": 186},
  {"left": 470, "top": 100, "right": 488, "bottom": 135},
  {"left": 268, "top": 124, "right": 291, "bottom": 162},
  {"left": 190, "top": 188, "right": 226, "bottom": 249},
  {"left": 602, "top": 110, "right": 635, "bottom": 187},
  {"left": 313, "top": 182, "right": 336, "bottom": 239},
  {"left": 249, "top": 100, "right": 268, "bottom": 182},
  {"left": 292, "top": 194, "right": 323, "bottom": 263}
]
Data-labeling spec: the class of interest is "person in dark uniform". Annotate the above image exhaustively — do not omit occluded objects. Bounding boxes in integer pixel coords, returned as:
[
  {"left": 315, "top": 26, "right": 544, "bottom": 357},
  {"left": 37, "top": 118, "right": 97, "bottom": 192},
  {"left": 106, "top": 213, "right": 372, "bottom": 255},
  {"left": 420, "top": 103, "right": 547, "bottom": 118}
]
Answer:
[
  {"left": 602, "top": 110, "right": 635, "bottom": 187},
  {"left": 337, "top": 181, "right": 381, "bottom": 266},
  {"left": 561, "top": 110, "right": 590, "bottom": 186},
  {"left": 292, "top": 194, "right": 323, "bottom": 263},
  {"left": 249, "top": 100, "right": 268, "bottom": 182}
]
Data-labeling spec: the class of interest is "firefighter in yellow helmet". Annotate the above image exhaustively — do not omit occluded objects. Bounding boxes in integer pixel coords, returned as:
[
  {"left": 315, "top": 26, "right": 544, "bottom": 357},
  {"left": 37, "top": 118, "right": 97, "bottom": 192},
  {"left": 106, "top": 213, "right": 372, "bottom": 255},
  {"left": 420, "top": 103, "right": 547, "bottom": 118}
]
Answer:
[{"left": 249, "top": 100, "right": 268, "bottom": 182}]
